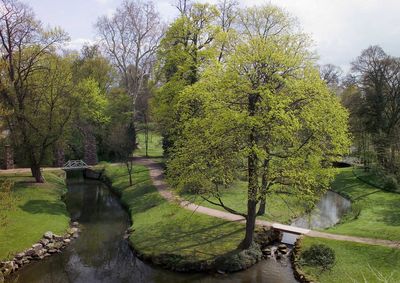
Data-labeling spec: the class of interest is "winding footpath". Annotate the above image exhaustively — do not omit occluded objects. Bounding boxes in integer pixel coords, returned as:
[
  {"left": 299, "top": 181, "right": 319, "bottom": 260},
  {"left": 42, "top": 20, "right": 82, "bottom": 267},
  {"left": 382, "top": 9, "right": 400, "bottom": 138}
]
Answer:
[{"left": 134, "top": 157, "right": 400, "bottom": 249}]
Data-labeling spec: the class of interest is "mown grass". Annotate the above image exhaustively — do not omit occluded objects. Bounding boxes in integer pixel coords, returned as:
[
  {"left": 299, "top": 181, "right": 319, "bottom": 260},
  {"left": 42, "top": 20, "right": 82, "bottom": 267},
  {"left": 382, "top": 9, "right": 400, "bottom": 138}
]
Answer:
[
  {"left": 103, "top": 164, "right": 245, "bottom": 263},
  {"left": 0, "top": 170, "right": 70, "bottom": 260},
  {"left": 299, "top": 237, "right": 400, "bottom": 283},
  {"left": 327, "top": 167, "right": 400, "bottom": 240},
  {"left": 135, "top": 132, "right": 164, "bottom": 158},
  {"left": 181, "top": 181, "right": 308, "bottom": 224}
]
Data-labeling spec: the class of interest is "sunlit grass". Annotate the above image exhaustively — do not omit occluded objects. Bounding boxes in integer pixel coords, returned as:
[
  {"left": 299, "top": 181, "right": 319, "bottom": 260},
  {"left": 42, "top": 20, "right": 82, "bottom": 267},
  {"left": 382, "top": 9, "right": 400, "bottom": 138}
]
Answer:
[
  {"left": 299, "top": 237, "right": 400, "bottom": 283},
  {"left": 104, "top": 164, "right": 245, "bottom": 262},
  {"left": 0, "top": 171, "right": 70, "bottom": 260}
]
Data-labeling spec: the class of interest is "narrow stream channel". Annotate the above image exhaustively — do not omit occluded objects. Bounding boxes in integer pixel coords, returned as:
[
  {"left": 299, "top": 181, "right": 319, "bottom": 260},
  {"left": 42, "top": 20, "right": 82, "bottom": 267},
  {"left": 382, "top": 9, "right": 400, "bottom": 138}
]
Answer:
[{"left": 8, "top": 175, "right": 297, "bottom": 283}]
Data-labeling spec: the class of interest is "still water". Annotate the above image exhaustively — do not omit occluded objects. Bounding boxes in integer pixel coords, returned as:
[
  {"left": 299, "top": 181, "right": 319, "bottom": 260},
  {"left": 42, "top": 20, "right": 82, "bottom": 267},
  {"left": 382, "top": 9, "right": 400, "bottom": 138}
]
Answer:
[
  {"left": 8, "top": 177, "right": 297, "bottom": 283},
  {"left": 282, "top": 190, "right": 351, "bottom": 245}
]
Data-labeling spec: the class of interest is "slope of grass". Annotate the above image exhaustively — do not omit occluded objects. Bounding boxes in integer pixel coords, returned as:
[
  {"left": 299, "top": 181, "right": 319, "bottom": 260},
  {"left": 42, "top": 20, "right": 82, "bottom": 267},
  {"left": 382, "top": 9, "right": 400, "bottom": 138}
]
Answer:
[
  {"left": 0, "top": 170, "right": 70, "bottom": 260},
  {"left": 327, "top": 167, "right": 400, "bottom": 240},
  {"left": 135, "top": 132, "right": 163, "bottom": 158},
  {"left": 298, "top": 237, "right": 400, "bottom": 283},
  {"left": 103, "top": 164, "right": 245, "bottom": 265},
  {"left": 181, "top": 181, "right": 308, "bottom": 224}
]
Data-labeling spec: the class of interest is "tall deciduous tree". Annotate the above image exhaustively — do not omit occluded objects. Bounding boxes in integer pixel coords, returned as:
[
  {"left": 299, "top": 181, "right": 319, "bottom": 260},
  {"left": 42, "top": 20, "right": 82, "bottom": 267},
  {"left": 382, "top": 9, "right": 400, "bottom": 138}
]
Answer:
[
  {"left": 0, "top": 0, "right": 71, "bottom": 182},
  {"left": 153, "top": 2, "right": 219, "bottom": 154},
  {"left": 351, "top": 46, "right": 400, "bottom": 172},
  {"left": 96, "top": 0, "right": 163, "bottom": 149},
  {"left": 168, "top": 18, "right": 350, "bottom": 249}
]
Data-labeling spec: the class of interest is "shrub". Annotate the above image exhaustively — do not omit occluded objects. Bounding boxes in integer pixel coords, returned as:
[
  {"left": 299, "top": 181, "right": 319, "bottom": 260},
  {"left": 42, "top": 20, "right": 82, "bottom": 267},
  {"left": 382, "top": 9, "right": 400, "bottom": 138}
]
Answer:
[{"left": 300, "top": 244, "right": 336, "bottom": 271}]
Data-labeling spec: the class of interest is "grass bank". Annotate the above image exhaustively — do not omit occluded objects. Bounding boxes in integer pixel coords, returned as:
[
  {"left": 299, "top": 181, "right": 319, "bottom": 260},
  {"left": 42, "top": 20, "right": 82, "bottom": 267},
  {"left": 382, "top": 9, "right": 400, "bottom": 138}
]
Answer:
[
  {"left": 181, "top": 181, "right": 307, "bottom": 224},
  {"left": 297, "top": 236, "right": 400, "bottom": 283},
  {"left": 0, "top": 171, "right": 70, "bottom": 260},
  {"left": 103, "top": 163, "right": 249, "bottom": 271},
  {"left": 327, "top": 167, "right": 400, "bottom": 241}
]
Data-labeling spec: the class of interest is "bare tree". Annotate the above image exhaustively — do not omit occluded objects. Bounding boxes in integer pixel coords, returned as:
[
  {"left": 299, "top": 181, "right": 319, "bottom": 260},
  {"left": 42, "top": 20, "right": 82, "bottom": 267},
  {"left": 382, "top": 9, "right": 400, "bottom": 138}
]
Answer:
[
  {"left": 217, "top": 0, "right": 238, "bottom": 62},
  {"left": 95, "top": 0, "right": 163, "bottom": 148},
  {"left": 0, "top": 0, "right": 70, "bottom": 182},
  {"left": 175, "top": 0, "right": 193, "bottom": 16},
  {"left": 319, "top": 63, "right": 343, "bottom": 87}
]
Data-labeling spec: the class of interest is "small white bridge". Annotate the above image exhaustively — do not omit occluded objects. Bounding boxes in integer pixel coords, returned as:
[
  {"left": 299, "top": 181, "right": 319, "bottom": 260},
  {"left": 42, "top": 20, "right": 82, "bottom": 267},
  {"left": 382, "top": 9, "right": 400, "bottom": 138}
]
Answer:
[{"left": 62, "top": 160, "right": 90, "bottom": 171}]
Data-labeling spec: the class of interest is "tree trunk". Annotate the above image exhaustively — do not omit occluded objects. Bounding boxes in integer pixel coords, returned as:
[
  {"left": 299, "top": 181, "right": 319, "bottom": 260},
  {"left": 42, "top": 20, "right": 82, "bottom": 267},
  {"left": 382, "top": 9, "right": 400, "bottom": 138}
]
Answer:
[
  {"left": 31, "top": 163, "right": 44, "bottom": 183},
  {"left": 241, "top": 150, "right": 258, "bottom": 249},
  {"left": 257, "top": 159, "right": 269, "bottom": 216},
  {"left": 145, "top": 116, "right": 149, "bottom": 157},
  {"left": 240, "top": 92, "right": 259, "bottom": 250}
]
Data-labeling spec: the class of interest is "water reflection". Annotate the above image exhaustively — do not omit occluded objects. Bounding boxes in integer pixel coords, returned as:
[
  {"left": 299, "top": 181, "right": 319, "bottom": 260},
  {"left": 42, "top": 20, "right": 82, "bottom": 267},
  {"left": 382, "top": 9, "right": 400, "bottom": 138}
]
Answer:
[
  {"left": 292, "top": 190, "right": 351, "bottom": 229},
  {"left": 8, "top": 178, "right": 297, "bottom": 283}
]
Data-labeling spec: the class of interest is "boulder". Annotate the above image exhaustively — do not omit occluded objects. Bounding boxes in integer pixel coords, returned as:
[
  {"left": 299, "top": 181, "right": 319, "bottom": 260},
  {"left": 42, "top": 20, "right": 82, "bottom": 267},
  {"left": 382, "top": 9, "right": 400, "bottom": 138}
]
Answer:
[
  {"left": 44, "top": 231, "right": 54, "bottom": 239},
  {"left": 14, "top": 252, "right": 25, "bottom": 260},
  {"left": 32, "top": 243, "right": 43, "bottom": 251},
  {"left": 53, "top": 235, "right": 64, "bottom": 241},
  {"left": 67, "top": 227, "right": 78, "bottom": 235},
  {"left": 63, "top": 239, "right": 71, "bottom": 244},
  {"left": 278, "top": 244, "right": 287, "bottom": 250},
  {"left": 40, "top": 239, "right": 50, "bottom": 246},
  {"left": 24, "top": 248, "right": 36, "bottom": 257},
  {"left": 48, "top": 249, "right": 58, "bottom": 254},
  {"left": 262, "top": 248, "right": 272, "bottom": 255},
  {"left": 0, "top": 261, "right": 15, "bottom": 276},
  {"left": 71, "top": 222, "right": 79, "bottom": 227}
]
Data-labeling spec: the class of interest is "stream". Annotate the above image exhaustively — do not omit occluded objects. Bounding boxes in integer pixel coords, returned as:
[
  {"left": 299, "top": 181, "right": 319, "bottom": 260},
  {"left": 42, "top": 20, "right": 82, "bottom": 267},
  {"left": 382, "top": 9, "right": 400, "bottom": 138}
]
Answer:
[{"left": 8, "top": 176, "right": 297, "bottom": 283}]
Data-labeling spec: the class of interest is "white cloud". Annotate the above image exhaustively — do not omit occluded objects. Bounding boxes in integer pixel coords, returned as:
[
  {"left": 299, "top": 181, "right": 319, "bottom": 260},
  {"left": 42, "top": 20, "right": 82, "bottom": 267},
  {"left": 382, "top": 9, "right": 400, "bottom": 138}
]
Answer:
[{"left": 65, "top": 38, "right": 95, "bottom": 51}]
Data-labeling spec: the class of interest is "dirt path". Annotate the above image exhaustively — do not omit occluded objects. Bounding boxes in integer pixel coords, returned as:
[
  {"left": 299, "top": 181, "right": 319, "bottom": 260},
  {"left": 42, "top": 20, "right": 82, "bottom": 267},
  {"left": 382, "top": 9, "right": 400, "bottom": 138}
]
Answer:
[{"left": 134, "top": 157, "right": 400, "bottom": 249}]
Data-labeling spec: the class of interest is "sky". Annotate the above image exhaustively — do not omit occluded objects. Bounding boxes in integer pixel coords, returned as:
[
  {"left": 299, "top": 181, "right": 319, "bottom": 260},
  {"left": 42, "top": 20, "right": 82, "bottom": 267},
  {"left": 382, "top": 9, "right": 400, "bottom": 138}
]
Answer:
[{"left": 26, "top": 0, "right": 400, "bottom": 72}]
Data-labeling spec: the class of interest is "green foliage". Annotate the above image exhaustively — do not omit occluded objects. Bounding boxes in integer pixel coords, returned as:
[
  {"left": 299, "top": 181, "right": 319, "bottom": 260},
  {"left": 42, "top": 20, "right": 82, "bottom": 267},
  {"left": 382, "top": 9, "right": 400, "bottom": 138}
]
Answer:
[
  {"left": 168, "top": 34, "right": 350, "bottom": 209},
  {"left": 214, "top": 242, "right": 262, "bottom": 272},
  {"left": 300, "top": 244, "right": 336, "bottom": 271},
  {"left": 153, "top": 3, "right": 220, "bottom": 154}
]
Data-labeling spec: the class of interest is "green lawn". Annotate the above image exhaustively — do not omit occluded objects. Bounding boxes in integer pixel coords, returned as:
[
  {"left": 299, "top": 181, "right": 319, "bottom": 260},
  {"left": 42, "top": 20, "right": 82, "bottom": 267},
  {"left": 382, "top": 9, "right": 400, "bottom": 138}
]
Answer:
[
  {"left": 181, "top": 181, "right": 308, "bottom": 224},
  {"left": 0, "top": 171, "right": 70, "bottom": 260},
  {"left": 135, "top": 132, "right": 163, "bottom": 158},
  {"left": 298, "top": 237, "right": 400, "bottom": 283},
  {"left": 103, "top": 164, "right": 245, "bottom": 265},
  {"left": 327, "top": 167, "right": 400, "bottom": 241}
]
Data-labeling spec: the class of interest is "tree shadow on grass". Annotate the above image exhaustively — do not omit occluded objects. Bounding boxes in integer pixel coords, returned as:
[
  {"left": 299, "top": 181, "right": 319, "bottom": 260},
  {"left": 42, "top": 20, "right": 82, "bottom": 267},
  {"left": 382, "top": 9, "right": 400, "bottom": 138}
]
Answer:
[
  {"left": 381, "top": 198, "right": 400, "bottom": 226},
  {"left": 134, "top": 219, "right": 244, "bottom": 260},
  {"left": 19, "top": 200, "right": 68, "bottom": 216}
]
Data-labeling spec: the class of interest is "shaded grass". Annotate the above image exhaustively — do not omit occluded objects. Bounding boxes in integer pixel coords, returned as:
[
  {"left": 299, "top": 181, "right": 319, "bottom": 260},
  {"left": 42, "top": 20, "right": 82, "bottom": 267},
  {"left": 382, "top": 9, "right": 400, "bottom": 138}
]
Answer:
[
  {"left": 299, "top": 237, "right": 400, "bottom": 283},
  {"left": 327, "top": 167, "right": 400, "bottom": 240},
  {"left": 104, "top": 164, "right": 245, "bottom": 262},
  {"left": 135, "top": 132, "right": 164, "bottom": 158},
  {"left": 0, "top": 171, "right": 70, "bottom": 260},
  {"left": 181, "top": 181, "right": 308, "bottom": 224}
]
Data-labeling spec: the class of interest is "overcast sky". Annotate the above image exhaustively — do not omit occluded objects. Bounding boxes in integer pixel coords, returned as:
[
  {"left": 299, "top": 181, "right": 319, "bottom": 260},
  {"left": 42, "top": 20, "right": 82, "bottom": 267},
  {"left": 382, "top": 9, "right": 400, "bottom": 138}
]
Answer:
[{"left": 26, "top": 0, "right": 400, "bottom": 72}]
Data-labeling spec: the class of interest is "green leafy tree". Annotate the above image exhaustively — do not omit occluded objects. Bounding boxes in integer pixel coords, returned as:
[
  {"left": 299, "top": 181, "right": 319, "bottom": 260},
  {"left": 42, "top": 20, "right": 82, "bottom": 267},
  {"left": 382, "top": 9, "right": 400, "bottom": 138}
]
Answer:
[
  {"left": 153, "top": 2, "right": 220, "bottom": 155},
  {"left": 0, "top": 0, "right": 71, "bottom": 182},
  {"left": 168, "top": 34, "right": 350, "bottom": 249}
]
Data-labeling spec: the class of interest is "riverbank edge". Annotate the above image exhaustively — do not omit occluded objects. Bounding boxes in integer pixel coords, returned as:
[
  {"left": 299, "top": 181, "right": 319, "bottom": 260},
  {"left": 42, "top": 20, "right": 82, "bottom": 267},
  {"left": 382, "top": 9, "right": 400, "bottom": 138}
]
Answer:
[
  {"left": 95, "top": 165, "right": 271, "bottom": 274},
  {"left": 0, "top": 174, "right": 77, "bottom": 283},
  {"left": 291, "top": 236, "right": 317, "bottom": 283}
]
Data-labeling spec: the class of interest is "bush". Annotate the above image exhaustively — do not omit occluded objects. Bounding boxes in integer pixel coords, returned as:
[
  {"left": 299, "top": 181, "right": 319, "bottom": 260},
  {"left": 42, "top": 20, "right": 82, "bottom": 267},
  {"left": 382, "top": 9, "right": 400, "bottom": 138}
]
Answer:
[{"left": 300, "top": 244, "right": 336, "bottom": 271}]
